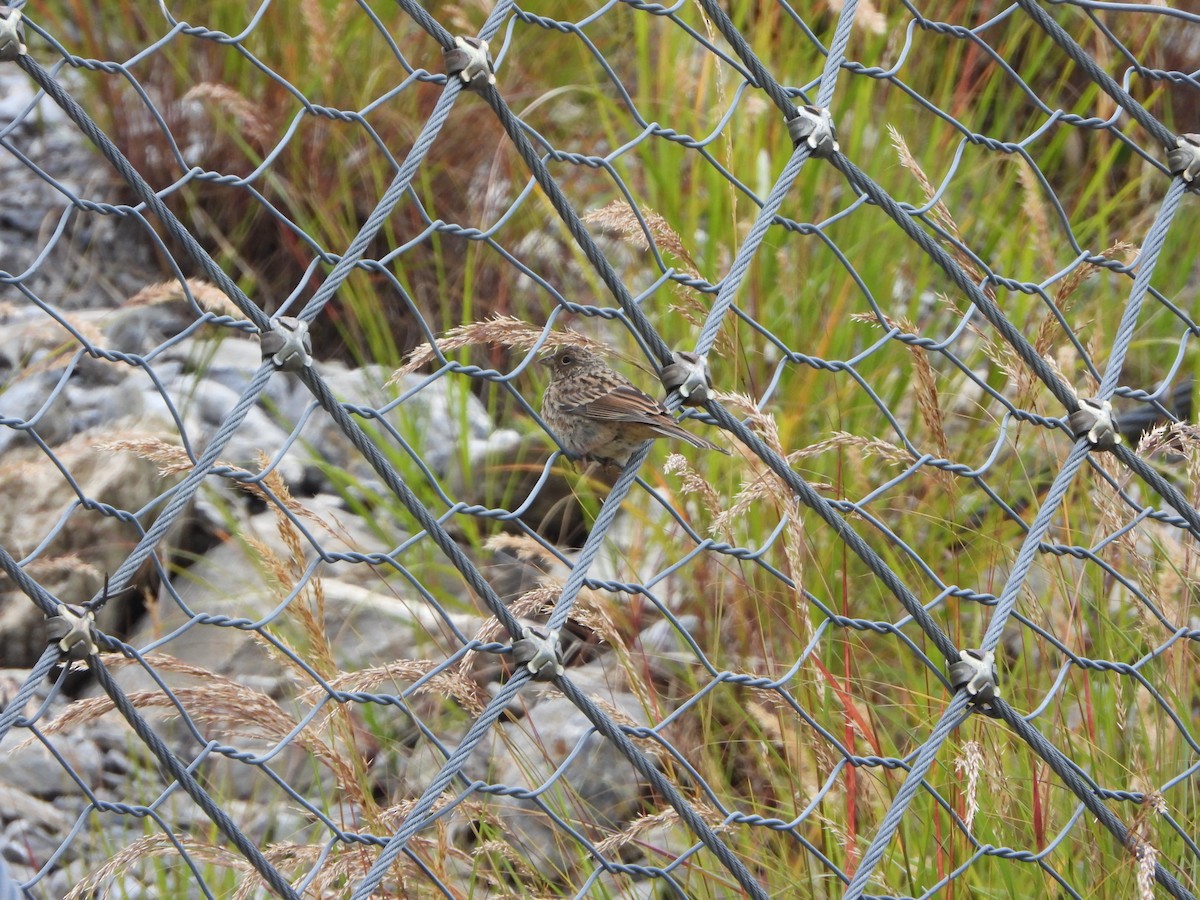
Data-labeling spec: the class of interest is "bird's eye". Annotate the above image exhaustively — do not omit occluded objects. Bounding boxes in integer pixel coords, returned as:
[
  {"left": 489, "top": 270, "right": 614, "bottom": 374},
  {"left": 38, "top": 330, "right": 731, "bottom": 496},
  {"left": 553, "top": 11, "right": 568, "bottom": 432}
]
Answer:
[{"left": 560, "top": 354, "right": 572, "bottom": 366}]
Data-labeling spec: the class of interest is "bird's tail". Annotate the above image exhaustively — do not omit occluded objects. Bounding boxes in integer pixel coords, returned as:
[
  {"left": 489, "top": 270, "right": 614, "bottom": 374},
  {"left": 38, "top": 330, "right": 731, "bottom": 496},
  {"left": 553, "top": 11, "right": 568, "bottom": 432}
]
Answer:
[{"left": 653, "top": 422, "right": 731, "bottom": 455}]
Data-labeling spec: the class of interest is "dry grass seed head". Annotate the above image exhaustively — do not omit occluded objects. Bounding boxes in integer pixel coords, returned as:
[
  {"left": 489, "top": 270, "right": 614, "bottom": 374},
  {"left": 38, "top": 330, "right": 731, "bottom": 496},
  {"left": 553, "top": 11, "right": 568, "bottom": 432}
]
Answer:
[
  {"left": 233, "top": 843, "right": 324, "bottom": 900},
  {"left": 663, "top": 453, "right": 723, "bottom": 519},
  {"left": 300, "top": 0, "right": 336, "bottom": 93},
  {"left": 1040, "top": 348, "right": 1081, "bottom": 399},
  {"left": 181, "top": 83, "right": 274, "bottom": 153},
  {"left": 888, "top": 125, "right": 961, "bottom": 246},
  {"left": 95, "top": 435, "right": 194, "bottom": 478},
  {"left": 484, "top": 532, "right": 558, "bottom": 569},
  {"left": 1016, "top": 157, "right": 1054, "bottom": 274},
  {"left": 594, "top": 808, "right": 680, "bottom": 858},
  {"left": 1047, "top": 241, "right": 1134, "bottom": 331},
  {"left": 713, "top": 390, "right": 784, "bottom": 453},
  {"left": 25, "top": 652, "right": 259, "bottom": 740},
  {"left": 250, "top": 454, "right": 337, "bottom": 680},
  {"left": 454, "top": 583, "right": 560, "bottom": 679},
  {"left": 699, "top": 398, "right": 818, "bottom": 621},
  {"left": 564, "top": 583, "right": 624, "bottom": 650},
  {"left": 779, "top": 491, "right": 811, "bottom": 637},
  {"left": 1090, "top": 450, "right": 1162, "bottom": 625},
  {"left": 236, "top": 457, "right": 357, "bottom": 543},
  {"left": 802, "top": 431, "right": 912, "bottom": 466},
  {"left": 828, "top": 0, "right": 887, "bottom": 32},
  {"left": 379, "top": 793, "right": 464, "bottom": 832},
  {"left": 458, "top": 579, "right": 625, "bottom": 681},
  {"left": 13, "top": 320, "right": 105, "bottom": 379},
  {"left": 710, "top": 395, "right": 886, "bottom": 538},
  {"left": 302, "top": 660, "right": 487, "bottom": 718},
  {"left": 51, "top": 655, "right": 364, "bottom": 794},
  {"left": 305, "top": 838, "right": 448, "bottom": 898},
  {"left": 474, "top": 840, "right": 542, "bottom": 884},
  {"left": 1140, "top": 425, "right": 1200, "bottom": 625},
  {"left": 1017, "top": 242, "right": 1132, "bottom": 407},
  {"left": 744, "top": 691, "right": 832, "bottom": 801},
  {"left": 667, "top": 288, "right": 738, "bottom": 360},
  {"left": 31, "top": 679, "right": 349, "bottom": 776},
  {"left": 100, "top": 438, "right": 348, "bottom": 551},
  {"left": 65, "top": 834, "right": 249, "bottom": 900},
  {"left": 953, "top": 739, "right": 984, "bottom": 832},
  {"left": 853, "top": 313, "right": 952, "bottom": 484},
  {"left": 393, "top": 316, "right": 610, "bottom": 378},
  {"left": 582, "top": 199, "right": 702, "bottom": 281},
  {"left": 125, "top": 278, "right": 246, "bottom": 319}
]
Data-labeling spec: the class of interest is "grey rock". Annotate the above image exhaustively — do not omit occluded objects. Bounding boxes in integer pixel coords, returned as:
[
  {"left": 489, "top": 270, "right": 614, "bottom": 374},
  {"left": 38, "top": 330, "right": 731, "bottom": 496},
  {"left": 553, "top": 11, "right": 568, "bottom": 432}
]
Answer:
[
  {"left": 633, "top": 614, "right": 701, "bottom": 681},
  {"left": 398, "top": 658, "right": 655, "bottom": 884},
  {"left": 0, "top": 69, "right": 158, "bottom": 314},
  {"left": 0, "top": 726, "right": 103, "bottom": 800},
  {"left": 0, "top": 421, "right": 176, "bottom": 667},
  {"left": 0, "top": 368, "right": 76, "bottom": 453},
  {"left": 2, "top": 820, "right": 63, "bottom": 869}
]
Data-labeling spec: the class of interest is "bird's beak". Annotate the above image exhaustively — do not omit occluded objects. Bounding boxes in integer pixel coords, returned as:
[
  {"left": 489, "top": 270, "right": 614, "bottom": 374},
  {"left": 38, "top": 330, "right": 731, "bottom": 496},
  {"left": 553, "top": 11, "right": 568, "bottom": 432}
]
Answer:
[{"left": 537, "top": 354, "right": 552, "bottom": 367}]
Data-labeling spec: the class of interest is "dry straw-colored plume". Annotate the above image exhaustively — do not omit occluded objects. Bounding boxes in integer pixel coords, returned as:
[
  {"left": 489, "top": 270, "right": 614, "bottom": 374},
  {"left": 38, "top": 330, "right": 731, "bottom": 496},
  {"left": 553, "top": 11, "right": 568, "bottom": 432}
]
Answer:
[
  {"left": 301, "top": 660, "right": 487, "bottom": 718},
  {"left": 65, "top": 834, "right": 252, "bottom": 900},
  {"left": 663, "top": 453, "right": 724, "bottom": 519},
  {"left": 392, "top": 315, "right": 610, "bottom": 380},
  {"left": 97, "top": 438, "right": 351, "bottom": 539},
  {"left": 181, "top": 83, "right": 274, "bottom": 151},
  {"left": 827, "top": 0, "right": 886, "bottom": 33},
  {"left": 94, "top": 435, "right": 197, "bottom": 478},
  {"left": 583, "top": 199, "right": 702, "bottom": 282},
  {"left": 888, "top": 125, "right": 962, "bottom": 255},
  {"left": 852, "top": 312, "right": 952, "bottom": 487},
  {"left": 888, "top": 126, "right": 1024, "bottom": 377},
  {"left": 125, "top": 278, "right": 246, "bottom": 319},
  {"left": 583, "top": 199, "right": 740, "bottom": 359},
  {"left": 594, "top": 808, "right": 681, "bottom": 858}
]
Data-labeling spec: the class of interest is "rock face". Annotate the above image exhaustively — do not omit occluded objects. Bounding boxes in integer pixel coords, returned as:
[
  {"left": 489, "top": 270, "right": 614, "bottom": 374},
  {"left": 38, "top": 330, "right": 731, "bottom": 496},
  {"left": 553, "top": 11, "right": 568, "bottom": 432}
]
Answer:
[
  {"left": 0, "top": 70, "right": 158, "bottom": 314},
  {"left": 0, "top": 423, "right": 170, "bottom": 667},
  {"left": 0, "top": 282, "right": 686, "bottom": 895},
  {"left": 0, "top": 64, "right": 689, "bottom": 898}
]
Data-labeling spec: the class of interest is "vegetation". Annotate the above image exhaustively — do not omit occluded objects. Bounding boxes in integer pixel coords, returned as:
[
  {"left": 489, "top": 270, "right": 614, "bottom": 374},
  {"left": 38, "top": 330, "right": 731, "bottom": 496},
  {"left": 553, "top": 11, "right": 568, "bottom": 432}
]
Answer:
[{"left": 25, "top": 0, "right": 1199, "bottom": 896}]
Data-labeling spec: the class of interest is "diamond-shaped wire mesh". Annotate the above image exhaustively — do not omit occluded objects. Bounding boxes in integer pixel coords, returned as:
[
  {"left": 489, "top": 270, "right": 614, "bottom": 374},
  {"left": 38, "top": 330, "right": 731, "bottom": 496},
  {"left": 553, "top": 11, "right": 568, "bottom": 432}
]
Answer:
[{"left": 1, "top": 1, "right": 1198, "bottom": 897}]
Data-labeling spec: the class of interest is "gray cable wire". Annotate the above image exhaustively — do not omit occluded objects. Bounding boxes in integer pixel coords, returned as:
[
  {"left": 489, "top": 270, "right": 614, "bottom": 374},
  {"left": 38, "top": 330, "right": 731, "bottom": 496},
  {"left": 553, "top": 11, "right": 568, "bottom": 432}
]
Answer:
[
  {"left": 686, "top": 3, "right": 1200, "bottom": 896},
  {"left": 1013, "top": 0, "right": 1177, "bottom": 151},
  {"left": 1, "top": 1, "right": 1196, "bottom": 897}
]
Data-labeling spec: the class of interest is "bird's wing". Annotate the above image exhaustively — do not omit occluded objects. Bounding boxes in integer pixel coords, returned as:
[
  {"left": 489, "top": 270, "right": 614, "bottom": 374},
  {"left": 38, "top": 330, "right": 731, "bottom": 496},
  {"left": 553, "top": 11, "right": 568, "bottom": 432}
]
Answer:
[
  {"left": 570, "top": 384, "right": 731, "bottom": 454},
  {"left": 568, "top": 385, "right": 671, "bottom": 423}
]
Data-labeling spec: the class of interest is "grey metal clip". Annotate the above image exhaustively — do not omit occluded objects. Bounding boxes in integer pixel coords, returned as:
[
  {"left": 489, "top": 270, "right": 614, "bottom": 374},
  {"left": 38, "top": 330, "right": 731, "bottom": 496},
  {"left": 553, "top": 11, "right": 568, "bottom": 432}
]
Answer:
[
  {"left": 0, "top": 7, "right": 26, "bottom": 62},
  {"left": 444, "top": 36, "right": 496, "bottom": 91},
  {"left": 661, "top": 350, "right": 713, "bottom": 406},
  {"left": 261, "top": 316, "right": 313, "bottom": 371},
  {"left": 787, "top": 105, "right": 839, "bottom": 157},
  {"left": 512, "top": 625, "right": 564, "bottom": 681}
]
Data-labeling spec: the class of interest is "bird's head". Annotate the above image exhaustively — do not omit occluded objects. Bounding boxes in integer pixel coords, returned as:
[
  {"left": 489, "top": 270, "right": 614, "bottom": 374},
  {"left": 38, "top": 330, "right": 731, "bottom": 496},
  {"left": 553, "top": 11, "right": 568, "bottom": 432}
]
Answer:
[{"left": 539, "top": 346, "right": 598, "bottom": 378}]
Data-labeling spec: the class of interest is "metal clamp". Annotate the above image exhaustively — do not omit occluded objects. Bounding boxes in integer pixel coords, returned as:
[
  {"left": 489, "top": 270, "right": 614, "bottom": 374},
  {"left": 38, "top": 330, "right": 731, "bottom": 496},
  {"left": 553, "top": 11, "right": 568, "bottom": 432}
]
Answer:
[
  {"left": 0, "top": 7, "right": 26, "bottom": 62},
  {"left": 511, "top": 625, "right": 564, "bottom": 681},
  {"left": 444, "top": 36, "right": 496, "bottom": 90},
  {"left": 260, "top": 316, "right": 313, "bottom": 371},
  {"left": 1166, "top": 134, "right": 1200, "bottom": 187},
  {"left": 948, "top": 648, "right": 1000, "bottom": 711},
  {"left": 1067, "top": 397, "right": 1122, "bottom": 450},
  {"left": 46, "top": 603, "right": 99, "bottom": 660},
  {"left": 661, "top": 350, "right": 713, "bottom": 406},
  {"left": 786, "top": 105, "right": 839, "bottom": 157}
]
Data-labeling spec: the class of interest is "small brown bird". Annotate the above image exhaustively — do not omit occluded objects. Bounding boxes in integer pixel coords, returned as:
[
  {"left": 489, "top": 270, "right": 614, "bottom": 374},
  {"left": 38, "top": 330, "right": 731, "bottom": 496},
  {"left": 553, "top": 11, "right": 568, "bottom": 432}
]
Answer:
[{"left": 539, "top": 346, "right": 727, "bottom": 466}]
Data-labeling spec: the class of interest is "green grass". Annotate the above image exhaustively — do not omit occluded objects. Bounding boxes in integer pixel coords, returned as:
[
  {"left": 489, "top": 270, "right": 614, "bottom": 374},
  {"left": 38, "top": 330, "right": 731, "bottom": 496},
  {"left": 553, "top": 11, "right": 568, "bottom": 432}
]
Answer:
[{"left": 22, "top": 0, "right": 1200, "bottom": 896}]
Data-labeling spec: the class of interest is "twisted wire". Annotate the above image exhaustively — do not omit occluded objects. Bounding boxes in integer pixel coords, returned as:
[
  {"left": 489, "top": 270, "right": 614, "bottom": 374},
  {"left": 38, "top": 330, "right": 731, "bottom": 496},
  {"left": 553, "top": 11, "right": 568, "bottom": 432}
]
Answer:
[{"left": 0, "top": 1, "right": 1196, "bottom": 897}]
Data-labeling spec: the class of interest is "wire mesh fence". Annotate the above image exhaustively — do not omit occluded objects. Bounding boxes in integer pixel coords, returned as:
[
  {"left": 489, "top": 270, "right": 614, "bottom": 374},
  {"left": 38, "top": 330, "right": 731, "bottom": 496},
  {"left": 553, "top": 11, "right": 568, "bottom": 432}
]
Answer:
[{"left": 0, "top": 0, "right": 1198, "bottom": 897}]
